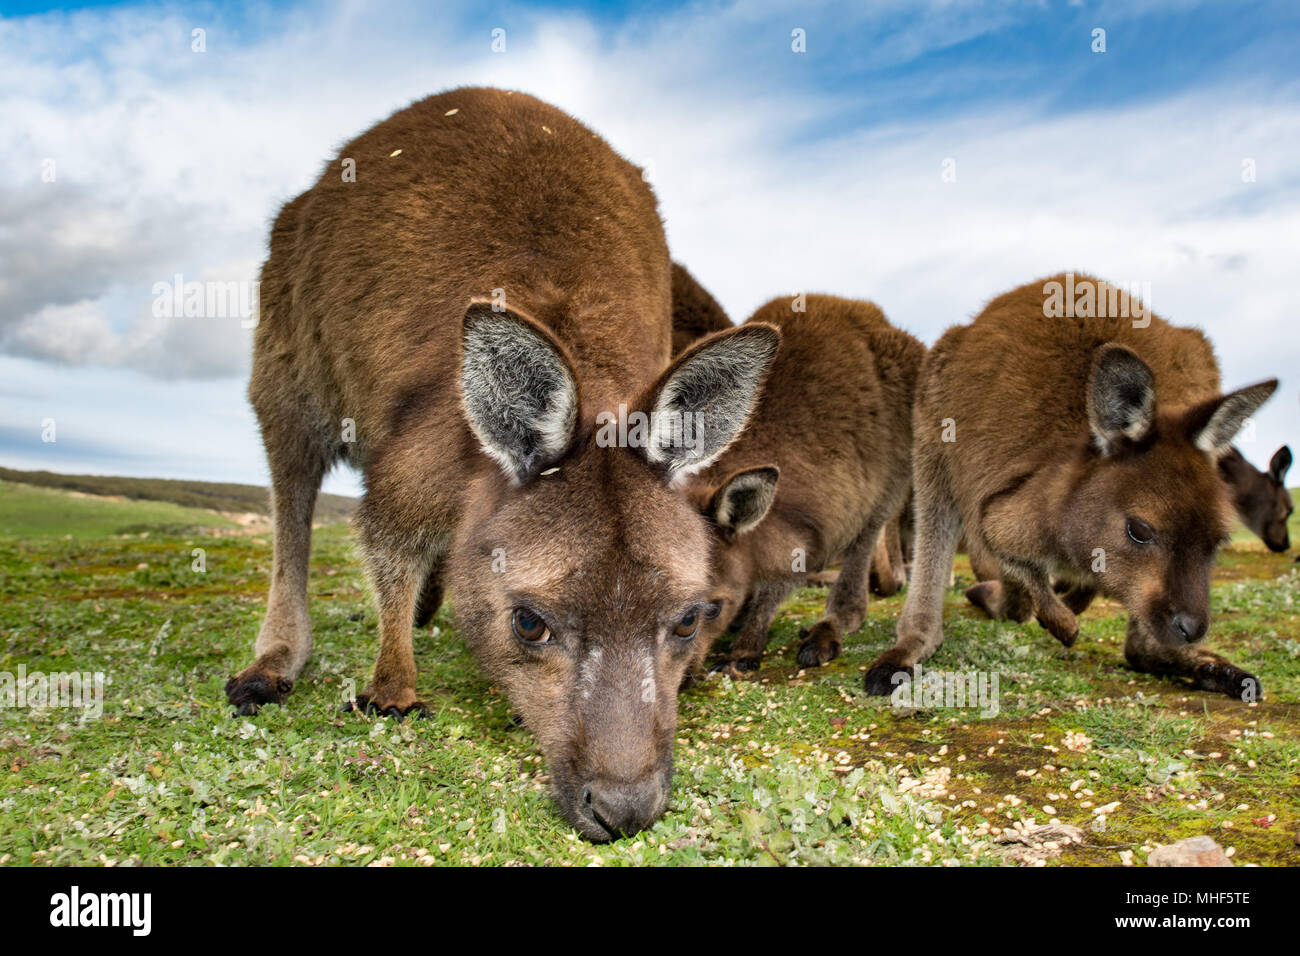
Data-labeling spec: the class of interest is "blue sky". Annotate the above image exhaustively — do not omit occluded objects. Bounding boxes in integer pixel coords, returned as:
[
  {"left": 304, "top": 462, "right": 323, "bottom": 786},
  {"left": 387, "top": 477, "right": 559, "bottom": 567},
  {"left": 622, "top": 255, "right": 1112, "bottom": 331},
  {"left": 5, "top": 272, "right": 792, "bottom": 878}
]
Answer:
[{"left": 2, "top": 0, "right": 1298, "bottom": 497}]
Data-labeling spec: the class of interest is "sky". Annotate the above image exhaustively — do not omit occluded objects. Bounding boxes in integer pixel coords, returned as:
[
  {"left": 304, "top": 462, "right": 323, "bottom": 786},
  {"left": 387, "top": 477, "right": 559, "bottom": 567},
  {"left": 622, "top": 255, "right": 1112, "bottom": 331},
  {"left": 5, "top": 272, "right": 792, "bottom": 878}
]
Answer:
[{"left": 2, "top": 0, "right": 1298, "bottom": 497}]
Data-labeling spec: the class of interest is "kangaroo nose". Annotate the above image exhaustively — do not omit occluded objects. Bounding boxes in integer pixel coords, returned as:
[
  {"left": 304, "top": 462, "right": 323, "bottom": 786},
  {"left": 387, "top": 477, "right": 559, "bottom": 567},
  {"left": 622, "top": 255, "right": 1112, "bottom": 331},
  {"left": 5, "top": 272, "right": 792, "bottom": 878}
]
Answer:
[
  {"left": 582, "top": 777, "right": 662, "bottom": 839},
  {"left": 1171, "top": 612, "right": 1206, "bottom": 643}
]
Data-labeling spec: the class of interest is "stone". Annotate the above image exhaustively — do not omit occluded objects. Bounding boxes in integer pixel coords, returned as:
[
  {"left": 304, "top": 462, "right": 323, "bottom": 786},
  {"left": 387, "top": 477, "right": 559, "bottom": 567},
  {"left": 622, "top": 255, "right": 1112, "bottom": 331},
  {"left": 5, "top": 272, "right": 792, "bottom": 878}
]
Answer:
[{"left": 1147, "top": 836, "right": 1233, "bottom": 867}]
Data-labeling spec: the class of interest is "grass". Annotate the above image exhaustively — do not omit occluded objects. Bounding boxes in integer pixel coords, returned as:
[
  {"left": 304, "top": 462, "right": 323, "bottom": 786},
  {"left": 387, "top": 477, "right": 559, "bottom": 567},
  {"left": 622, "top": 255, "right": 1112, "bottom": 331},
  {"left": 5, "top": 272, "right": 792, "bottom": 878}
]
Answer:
[{"left": 0, "top": 477, "right": 1297, "bottom": 866}]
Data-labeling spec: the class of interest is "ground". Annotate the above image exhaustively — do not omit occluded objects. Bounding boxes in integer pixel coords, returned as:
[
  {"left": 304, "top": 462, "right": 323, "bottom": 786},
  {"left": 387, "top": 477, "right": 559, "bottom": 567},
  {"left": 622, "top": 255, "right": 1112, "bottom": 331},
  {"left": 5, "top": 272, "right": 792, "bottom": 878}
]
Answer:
[{"left": 0, "top": 478, "right": 1296, "bottom": 866}]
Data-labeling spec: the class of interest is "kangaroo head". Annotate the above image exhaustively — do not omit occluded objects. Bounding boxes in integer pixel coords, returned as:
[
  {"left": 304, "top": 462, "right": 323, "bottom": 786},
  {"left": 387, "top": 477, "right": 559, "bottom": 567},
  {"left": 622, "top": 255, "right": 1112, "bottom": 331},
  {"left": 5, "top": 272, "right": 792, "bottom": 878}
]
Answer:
[
  {"left": 1060, "top": 343, "right": 1277, "bottom": 647},
  {"left": 1219, "top": 445, "right": 1293, "bottom": 553},
  {"left": 449, "top": 304, "right": 779, "bottom": 841}
]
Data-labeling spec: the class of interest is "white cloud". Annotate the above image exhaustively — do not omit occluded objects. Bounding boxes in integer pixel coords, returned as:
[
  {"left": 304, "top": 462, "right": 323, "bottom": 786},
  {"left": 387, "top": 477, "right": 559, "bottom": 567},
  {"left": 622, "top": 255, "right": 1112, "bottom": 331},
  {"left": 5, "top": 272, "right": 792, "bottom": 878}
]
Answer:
[{"left": 0, "top": 0, "right": 1295, "bottom": 484}]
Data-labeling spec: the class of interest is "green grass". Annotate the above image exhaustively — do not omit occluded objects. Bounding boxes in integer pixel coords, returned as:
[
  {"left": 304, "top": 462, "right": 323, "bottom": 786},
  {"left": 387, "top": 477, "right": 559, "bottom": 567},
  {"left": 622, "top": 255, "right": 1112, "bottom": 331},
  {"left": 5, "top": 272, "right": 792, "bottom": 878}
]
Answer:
[
  {"left": 0, "top": 481, "right": 239, "bottom": 538},
  {"left": 0, "top": 482, "right": 1296, "bottom": 866}
]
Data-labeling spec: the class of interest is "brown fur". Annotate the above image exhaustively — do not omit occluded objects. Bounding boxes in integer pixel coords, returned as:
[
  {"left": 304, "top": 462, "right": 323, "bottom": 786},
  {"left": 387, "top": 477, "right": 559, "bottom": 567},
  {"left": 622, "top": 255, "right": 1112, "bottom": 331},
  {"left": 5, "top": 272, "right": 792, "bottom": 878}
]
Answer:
[
  {"left": 966, "top": 442, "right": 1294, "bottom": 616},
  {"left": 966, "top": 444, "right": 1292, "bottom": 591},
  {"left": 866, "top": 273, "right": 1277, "bottom": 701},
  {"left": 869, "top": 518, "right": 906, "bottom": 596},
  {"left": 670, "top": 262, "right": 732, "bottom": 355},
  {"left": 686, "top": 294, "right": 925, "bottom": 673},
  {"left": 226, "top": 88, "right": 779, "bottom": 841}
]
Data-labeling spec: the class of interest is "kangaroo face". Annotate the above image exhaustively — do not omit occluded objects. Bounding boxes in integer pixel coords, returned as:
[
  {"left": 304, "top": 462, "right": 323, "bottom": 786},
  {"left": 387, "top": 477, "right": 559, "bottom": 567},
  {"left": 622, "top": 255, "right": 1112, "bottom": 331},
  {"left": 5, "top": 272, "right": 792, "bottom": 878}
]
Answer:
[
  {"left": 1062, "top": 345, "right": 1277, "bottom": 647},
  {"left": 450, "top": 306, "right": 778, "bottom": 840},
  {"left": 1222, "top": 445, "right": 1293, "bottom": 553}
]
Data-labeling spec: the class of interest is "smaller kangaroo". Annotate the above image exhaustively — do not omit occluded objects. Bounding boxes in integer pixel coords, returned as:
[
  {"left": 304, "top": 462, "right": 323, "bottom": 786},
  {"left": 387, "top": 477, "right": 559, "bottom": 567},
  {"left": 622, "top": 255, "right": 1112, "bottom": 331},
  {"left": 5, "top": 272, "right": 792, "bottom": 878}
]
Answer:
[
  {"left": 670, "top": 262, "right": 732, "bottom": 355},
  {"left": 1218, "top": 445, "right": 1293, "bottom": 553},
  {"left": 684, "top": 294, "right": 925, "bottom": 673},
  {"left": 867, "top": 274, "right": 1277, "bottom": 701}
]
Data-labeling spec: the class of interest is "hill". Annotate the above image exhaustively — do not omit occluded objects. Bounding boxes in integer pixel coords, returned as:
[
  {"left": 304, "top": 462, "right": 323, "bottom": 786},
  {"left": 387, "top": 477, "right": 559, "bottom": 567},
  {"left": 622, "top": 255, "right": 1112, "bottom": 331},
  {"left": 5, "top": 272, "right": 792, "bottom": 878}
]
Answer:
[{"left": 0, "top": 466, "right": 356, "bottom": 524}]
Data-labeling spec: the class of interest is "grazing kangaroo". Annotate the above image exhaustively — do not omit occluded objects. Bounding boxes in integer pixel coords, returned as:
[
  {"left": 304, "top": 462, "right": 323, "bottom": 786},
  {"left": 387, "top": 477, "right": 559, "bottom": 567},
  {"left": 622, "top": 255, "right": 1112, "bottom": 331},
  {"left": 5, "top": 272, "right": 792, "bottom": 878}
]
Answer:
[
  {"left": 866, "top": 274, "right": 1277, "bottom": 701},
  {"left": 684, "top": 294, "right": 925, "bottom": 673},
  {"left": 1218, "top": 445, "right": 1293, "bottom": 552},
  {"left": 226, "top": 88, "right": 779, "bottom": 841},
  {"left": 670, "top": 262, "right": 732, "bottom": 355}
]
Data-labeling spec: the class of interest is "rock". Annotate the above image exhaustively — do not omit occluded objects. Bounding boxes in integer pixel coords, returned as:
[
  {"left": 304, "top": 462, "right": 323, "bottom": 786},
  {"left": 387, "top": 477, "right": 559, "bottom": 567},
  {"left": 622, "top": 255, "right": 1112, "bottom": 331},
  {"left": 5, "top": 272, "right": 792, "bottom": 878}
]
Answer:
[
  {"left": 994, "top": 821, "right": 1085, "bottom": 865},
  {"left": 1147, "top": 836, "right": 1233, "bottom": 867}
]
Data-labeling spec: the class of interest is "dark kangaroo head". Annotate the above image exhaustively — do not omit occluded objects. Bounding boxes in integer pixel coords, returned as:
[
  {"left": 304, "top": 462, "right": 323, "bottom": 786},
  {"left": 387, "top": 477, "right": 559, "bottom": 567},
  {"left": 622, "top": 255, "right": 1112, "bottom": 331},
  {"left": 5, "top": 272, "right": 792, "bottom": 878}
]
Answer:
[
  {"left": 1219, "top": 445, "right": 1293, "bottom": 552},
  {"left": 1060, "top": 344, "right": 1277, "bottom": 647},
  {"left": 449, "top": 304, "right": 779, "bottom": 841},
  {"left": 685, "top": 465, "right": 781, "bottom": 644}
]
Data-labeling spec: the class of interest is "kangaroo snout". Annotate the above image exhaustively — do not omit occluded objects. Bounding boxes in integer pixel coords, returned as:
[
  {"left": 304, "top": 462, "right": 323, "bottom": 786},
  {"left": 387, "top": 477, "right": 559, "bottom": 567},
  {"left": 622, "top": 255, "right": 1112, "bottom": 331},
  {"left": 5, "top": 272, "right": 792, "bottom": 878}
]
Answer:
[
  {"left": 1169, "top": 611, "right": 1208, "bottom": 644},
  {"left": 578, "top": 775, "right": 666, "bottom": 841}
]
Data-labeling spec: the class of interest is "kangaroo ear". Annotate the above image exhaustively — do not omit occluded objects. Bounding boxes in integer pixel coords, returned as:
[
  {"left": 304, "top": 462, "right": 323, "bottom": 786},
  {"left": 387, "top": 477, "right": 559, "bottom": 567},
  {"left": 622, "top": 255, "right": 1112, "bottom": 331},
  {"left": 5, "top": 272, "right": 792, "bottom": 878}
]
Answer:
[
  {"left": 708, "top": 466, "right": 779, "bottom": 537},
  {"left": 1087, "top": 344, "right": 1157, "bottom": 455},
  {"left": 460, "top": 302, "right": 579, "bottom": 484},
  {"left": 1185, "top": 380, "right": 1278, "bottom": 458},
  {"left": 638, "top": 324, "right": 780, "bottom": 482},
  {"left": 1269, "top": 445, "right": 1293, "bottom": 484}
]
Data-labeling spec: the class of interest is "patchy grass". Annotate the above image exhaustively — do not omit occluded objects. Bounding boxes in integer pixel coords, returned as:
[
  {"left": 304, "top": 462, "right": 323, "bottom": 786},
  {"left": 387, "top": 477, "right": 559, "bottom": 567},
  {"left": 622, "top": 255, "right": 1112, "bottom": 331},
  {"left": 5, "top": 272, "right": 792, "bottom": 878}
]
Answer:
[{"left": 0, "top": 485, "right": 1296, "bottom": 866}]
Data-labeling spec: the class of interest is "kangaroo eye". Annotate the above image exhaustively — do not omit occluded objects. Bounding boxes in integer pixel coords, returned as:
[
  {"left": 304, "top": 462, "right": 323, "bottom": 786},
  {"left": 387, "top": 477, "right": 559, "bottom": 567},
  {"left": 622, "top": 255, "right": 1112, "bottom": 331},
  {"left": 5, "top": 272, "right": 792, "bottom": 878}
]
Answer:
[
  {"left": 1127, "top": 518, "right": 1156, "bottom": 545},
  {"left": 673, "top": 611, "right": 700, "bottom": 639},
  {"left": 511, "top": 608, "right": 551, "bottom": 644}
]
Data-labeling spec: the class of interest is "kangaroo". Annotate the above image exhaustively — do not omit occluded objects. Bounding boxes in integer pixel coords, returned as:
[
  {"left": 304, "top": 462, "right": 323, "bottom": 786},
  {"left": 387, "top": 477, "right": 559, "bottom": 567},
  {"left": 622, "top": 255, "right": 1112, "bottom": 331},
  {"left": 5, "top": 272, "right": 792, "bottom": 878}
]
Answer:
[
  {"left": 684, "top": 294, "right": 925, "bottom": 673},
  {"left": 670, "top": 262, "right": 732, "bottom": 355},
  {"left": 1218, "top": 445, "right": 1293, "bottom": 552},
  {"left": 225, "top": 88, "right": 779, "bottom": 841},
  {"left": 866, "top": 274, "right": 1277, "bottom": 701}
]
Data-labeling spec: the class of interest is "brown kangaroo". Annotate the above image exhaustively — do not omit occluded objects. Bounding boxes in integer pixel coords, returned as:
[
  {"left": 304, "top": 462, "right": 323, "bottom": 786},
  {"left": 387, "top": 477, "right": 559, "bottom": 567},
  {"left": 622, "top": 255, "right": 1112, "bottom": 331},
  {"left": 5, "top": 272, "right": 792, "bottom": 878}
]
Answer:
[
  {"left": 670, "top": 262, "right": 731, "bottom": 355},
  {"left": 866, "top": 274, "right": 1277, "bottom": 701},
  {"left": 1218, "top": 445, "right": 1292, "bottom": 552},
  {"left": 684, "top": 294, "right": 925, "bottom": 673},
  {"left": 226, "top": 88, "right": 779, "bottom": 841}
]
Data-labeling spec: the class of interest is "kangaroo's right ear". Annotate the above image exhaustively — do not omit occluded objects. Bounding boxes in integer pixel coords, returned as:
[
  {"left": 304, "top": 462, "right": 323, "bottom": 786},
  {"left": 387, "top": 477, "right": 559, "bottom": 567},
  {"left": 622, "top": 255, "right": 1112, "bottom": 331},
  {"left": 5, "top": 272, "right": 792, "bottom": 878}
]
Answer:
[
  {"left": 637, "top": 324, "right": 780, "bottom": 483},
  {"left": 1269, "top": 445, "right": 1293, "bottom": 485},
  {"left": 1087, "top": 343, "right": 1156, "bottom": 455},
  {"left": 708, "top": 466, "right": 779, "bottom": 537},
  {"left": 461, "top": 302, "right": 579, "bottom": 484}
]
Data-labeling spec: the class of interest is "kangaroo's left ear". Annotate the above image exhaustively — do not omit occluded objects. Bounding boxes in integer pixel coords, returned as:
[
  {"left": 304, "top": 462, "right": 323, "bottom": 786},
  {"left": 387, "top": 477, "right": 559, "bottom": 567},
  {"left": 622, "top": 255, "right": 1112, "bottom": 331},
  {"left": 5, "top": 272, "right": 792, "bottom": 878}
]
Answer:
[
  {"left": 1269, "top": 445, "right": 1293, "bottom": 484},
  {"left": 1185, "top": 380, "right": 1279, "bottom": 458}
]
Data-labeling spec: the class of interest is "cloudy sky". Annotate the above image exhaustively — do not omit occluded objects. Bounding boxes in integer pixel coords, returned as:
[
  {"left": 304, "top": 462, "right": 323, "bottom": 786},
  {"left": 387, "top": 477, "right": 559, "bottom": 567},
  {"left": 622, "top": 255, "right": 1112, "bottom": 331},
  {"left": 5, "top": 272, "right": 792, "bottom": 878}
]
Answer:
[{"left": 2, "top": 0, "right": 1297, "bottom": 497}]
